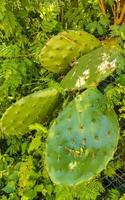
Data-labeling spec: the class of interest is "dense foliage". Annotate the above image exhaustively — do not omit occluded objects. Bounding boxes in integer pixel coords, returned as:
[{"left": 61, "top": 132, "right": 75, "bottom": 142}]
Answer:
[{"left": 0, "top": 0, "right": 125, "bottom": 199}]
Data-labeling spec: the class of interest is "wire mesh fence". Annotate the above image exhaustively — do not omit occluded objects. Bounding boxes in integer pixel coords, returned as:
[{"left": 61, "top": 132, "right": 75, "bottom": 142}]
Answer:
[{"left": 100, "top": 150, "right": 125, "bottom": 196}]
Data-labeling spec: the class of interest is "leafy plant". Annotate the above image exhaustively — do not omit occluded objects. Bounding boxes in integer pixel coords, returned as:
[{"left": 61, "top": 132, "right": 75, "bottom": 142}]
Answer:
[
  {"left": 0, "top": 1, "right": 125, "bottom": 199},
  {"left": 1, "top": 30, "right": 123, "bottom": 189}
]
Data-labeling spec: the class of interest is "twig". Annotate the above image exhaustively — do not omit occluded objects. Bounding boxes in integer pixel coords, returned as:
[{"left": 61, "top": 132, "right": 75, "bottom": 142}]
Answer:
[
  {"left": 111, "top": 4, "right": 116, "bottom": 21},
  {"left": 116, "top": 0, "right": 120, "bottom": 20},
  {"left": 99, "top": 0, "right": 125, "bottom": 25},
  {"left": 98, "top": 0, "right": 106, "bottom": 15},
  {"left": 113, "top": 0, "right": 125, "bottom": 25},
  {"left": 115, "top": 4, "right": 125, "bottom": 25}
]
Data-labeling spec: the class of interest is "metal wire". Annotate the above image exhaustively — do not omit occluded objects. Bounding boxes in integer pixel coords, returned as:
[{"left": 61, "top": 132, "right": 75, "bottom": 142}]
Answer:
[{"left": 101, "top": 151, "right": 125, "bottom": 191}]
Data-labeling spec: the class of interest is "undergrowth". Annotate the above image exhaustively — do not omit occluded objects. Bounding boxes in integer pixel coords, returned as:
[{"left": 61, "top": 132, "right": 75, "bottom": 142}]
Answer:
[{"left": 0, "top": 0, "right": 125, "bottom": 199}]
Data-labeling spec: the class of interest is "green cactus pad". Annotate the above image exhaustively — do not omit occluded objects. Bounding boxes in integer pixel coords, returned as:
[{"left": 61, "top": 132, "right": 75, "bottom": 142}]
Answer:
[
  {"left": 46, "top": 88, "right": 119, "bottom": 186},
  {"left": 1, "top": 88, "right": 60, "bottom": 136},
  {"left": 61, "top": 43, "right": 122, "bottom": 90},
  {"left": 39, "top": 31, "right": 100, "bottom": 74}
]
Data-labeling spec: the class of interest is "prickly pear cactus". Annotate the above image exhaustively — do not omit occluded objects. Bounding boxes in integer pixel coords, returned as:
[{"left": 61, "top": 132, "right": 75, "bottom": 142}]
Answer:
[
  {"left": 1, "top": 88, "right": 60, "bottom": 136},
  {"left": 39, "top": 31, "right": 100, "bottom": 74},
  {"left": 46, "top": 88, "right": 119, "bottom": 186},
  {"left": 61, "top": 43, "right": 122, "bottom": 90}
]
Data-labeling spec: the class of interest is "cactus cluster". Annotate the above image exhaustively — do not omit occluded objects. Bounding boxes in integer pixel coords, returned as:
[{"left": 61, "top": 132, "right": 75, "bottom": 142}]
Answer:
[{"left": 0, "top": 31, "right": 122, "bottom": 186}]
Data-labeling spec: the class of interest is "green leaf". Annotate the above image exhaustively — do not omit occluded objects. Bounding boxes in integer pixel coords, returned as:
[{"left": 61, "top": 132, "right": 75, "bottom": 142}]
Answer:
[
  {"left": 28, "top": 134, "right": 41, "bottom": 153},
  {"left": 9, "top": 171, "right": 19, "bottom": 182},
  {"left": 35, "top": 184, "right": 47, "bottom": 196},
  {"left": 55, "top": 186, "right": 73, "bottom": 200},
  {"left": 1, "top": 195, "right": 8, "bottom": 200},
  {"left": 116, "top": 74, "right": 125, "bottom": 86},
  {"left": 105, "top": 189, "right": 120, "bottom": 200},
  {"left": 120, "top": 194, "right": 125, "bottom": 200},
  {"left": 2, "top": 181, "right": 16, "bottom": 193},
  {"left": 28, "top": 123, "right": 48, "bottom": 134}
]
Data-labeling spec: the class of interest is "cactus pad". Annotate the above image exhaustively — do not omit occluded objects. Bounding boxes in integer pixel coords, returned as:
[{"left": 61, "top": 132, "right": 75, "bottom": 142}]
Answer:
[
  {"left": 46, "top": 88, "right": 119, "bottom": 185},
  {"left": 1, "top": 88, "right": 60, "bottom": 136},
  {"left": 61, "top": 43, "right": 122, "bottom": 90},
  {"left": 39, "top": 31, "right": 100, "bottom": 73}
]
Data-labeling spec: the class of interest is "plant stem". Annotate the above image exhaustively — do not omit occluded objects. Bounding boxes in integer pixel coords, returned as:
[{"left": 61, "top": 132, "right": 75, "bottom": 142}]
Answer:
[
  {"left": 98, "top": 0, "right": 106, "bottom": 15},
  {"left": 114, "top": 3, "right": 125, "bottom": 25}
]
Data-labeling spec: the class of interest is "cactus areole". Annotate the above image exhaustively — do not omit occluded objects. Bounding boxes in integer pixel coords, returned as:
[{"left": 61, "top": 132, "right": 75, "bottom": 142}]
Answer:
[{"left": 46, "top": 88, "right": 119, "bottom": 186}]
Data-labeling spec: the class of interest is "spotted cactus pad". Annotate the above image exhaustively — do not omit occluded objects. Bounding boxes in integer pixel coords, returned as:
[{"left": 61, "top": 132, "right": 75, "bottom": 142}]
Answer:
[
  {"left": 46, "top": 88, "right": 119, "bottom": 186},
  {"left": 1, "top": 88, "right": 60, "bottom": 136},
  {"left": 61, "top": 43, "right": 122, "bottom": 90},
  {"left": 39, "top": 31, "right": 100, "bottom": 74}
]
